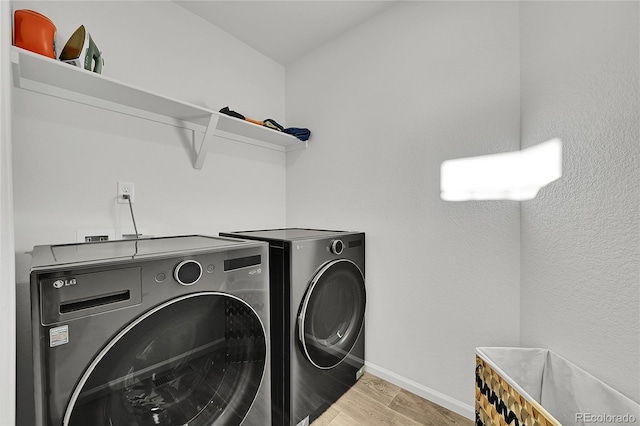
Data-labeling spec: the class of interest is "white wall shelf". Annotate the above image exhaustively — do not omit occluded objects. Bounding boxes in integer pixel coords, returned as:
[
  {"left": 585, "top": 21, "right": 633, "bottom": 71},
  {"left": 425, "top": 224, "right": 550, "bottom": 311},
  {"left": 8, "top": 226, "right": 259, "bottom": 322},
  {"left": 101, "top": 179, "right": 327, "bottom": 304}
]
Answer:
[{"left": 10, "top": 46, "right": 306, "bottom": 169}]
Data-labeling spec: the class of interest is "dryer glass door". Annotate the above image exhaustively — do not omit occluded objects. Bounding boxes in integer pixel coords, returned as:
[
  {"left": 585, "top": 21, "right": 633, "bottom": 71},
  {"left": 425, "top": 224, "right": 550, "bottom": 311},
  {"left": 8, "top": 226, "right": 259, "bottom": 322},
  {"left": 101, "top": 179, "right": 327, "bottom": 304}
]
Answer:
[
  {"left": 299, "top": 259, "right": 366, "bottom": 369},
  {"left": 64, "top": 292, "right": 266, "bottom": 426}
]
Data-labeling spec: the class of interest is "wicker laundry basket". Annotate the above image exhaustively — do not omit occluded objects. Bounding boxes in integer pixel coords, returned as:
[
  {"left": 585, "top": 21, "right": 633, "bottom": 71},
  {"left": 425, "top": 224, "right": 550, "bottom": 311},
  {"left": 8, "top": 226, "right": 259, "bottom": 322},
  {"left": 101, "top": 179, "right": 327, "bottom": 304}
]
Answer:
[
  {"left": 476, "top": 354, "right": 560, "bottom": 426},
  {"left": 475, "top": 347, "right": 640, "bottom": 426}
]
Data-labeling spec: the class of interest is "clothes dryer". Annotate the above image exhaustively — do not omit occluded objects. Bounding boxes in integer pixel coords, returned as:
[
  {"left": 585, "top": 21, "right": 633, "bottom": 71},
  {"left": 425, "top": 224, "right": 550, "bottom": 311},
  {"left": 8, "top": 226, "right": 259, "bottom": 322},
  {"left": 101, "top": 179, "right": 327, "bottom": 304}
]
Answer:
[
  {"left": 220, "top": 229, "right": 366, "bottom": 426},
  {"left": 29, "top": 235, "right": 270, "bottom": 426}
]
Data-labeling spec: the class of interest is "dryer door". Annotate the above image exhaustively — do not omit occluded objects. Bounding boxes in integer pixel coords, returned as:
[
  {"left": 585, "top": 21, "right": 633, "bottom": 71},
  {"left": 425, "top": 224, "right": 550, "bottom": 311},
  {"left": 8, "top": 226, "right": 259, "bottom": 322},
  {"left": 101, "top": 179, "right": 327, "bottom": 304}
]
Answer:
[
  {"left": 298, "top": 259, "right": 366, "bottom": 369},
  {"left": 64, "top": 292, "right": 266, "bottom": 426}
]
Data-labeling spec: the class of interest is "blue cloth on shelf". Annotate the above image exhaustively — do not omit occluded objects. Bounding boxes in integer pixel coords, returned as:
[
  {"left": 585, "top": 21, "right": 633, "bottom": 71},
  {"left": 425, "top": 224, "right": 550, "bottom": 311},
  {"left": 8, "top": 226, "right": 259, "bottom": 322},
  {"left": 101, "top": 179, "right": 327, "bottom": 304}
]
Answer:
[{"left": 284, "top": 127, "right": 311, "bottom": 141}]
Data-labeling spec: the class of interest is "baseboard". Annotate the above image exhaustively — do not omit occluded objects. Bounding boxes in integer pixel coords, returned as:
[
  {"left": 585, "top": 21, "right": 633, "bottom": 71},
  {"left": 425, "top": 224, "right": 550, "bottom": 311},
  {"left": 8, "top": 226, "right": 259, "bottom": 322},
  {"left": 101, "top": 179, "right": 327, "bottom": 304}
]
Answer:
[{"left": 364, "top": 361, "right": 475, "bottom": 420}]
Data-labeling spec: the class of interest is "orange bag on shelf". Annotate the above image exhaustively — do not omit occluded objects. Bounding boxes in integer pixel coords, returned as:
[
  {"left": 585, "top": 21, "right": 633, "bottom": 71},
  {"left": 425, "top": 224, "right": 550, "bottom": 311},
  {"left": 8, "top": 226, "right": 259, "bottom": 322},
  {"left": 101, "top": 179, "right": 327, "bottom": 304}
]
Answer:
[{"left": 13, "top": 9, "right": 57, "bottom": 58}]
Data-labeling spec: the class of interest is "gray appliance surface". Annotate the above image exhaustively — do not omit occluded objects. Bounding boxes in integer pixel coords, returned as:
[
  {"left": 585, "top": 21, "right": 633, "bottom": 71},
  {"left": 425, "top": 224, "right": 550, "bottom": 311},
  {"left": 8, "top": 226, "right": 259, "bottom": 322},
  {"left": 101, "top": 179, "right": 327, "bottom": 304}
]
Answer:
[
  {"left": 28, "top": 235, "right": 271, "bottom": 426},
  {"left": 220, "top": 229, "right": 366, "bottom": 426},
  {"left": 223, "top": 228, "right": 351, "bottom": 242},
  {"left": 31, "top": 235, "right": 251, "bottom": 269}
]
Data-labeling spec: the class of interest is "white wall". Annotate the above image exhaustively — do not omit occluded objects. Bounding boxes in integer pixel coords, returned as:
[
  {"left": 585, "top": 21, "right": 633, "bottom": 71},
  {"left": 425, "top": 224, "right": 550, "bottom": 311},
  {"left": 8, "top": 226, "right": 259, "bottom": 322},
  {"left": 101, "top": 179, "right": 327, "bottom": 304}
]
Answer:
[
  {"left": 11, "top": 1, "right": 287, "bottom": 424},
  {"left": 1, "top": 1, "right": 16, "bottom": 425},
  {"left": 286, "top": 2, "right": 521, "bottom": 414},
  {"left": 520, "top": 2, "right": 640, "bottom": 403}
]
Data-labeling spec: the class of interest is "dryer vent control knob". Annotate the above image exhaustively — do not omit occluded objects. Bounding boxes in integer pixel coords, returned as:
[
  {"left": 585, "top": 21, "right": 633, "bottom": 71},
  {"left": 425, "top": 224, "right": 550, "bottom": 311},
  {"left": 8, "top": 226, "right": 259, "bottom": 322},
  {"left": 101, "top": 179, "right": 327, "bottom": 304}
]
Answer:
[
  {"left": 174, "top": 260, "right": 203, "bottom": 286},
  {"left": 330, "top": 240, "right": 344, "bottom": 255}
]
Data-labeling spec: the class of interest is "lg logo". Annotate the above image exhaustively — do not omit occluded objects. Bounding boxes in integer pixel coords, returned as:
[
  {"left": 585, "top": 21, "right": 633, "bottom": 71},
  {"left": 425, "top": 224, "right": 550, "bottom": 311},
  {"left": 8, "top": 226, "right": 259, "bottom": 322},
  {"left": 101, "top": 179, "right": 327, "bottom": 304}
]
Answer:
[
  {"left": 248, "top": 268, "right": 262, "bottom": 276},
  {"left": 53, "top": 278, "right": 77, "bottom": 289}
]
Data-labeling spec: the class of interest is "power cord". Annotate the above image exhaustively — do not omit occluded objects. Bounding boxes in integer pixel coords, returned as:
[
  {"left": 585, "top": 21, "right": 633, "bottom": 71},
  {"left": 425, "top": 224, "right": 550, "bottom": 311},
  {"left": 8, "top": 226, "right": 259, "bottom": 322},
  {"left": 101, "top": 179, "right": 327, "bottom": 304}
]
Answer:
[{"left": 122, "top": 194, "right": 139, "bottom": 239}]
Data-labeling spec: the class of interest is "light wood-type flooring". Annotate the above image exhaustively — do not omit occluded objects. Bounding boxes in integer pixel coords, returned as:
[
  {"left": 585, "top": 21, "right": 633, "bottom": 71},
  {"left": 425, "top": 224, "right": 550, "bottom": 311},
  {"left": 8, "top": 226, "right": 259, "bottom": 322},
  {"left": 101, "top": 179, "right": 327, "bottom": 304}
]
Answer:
[{"left": 311, "top": 373, "right": 473, "bottom": 426}]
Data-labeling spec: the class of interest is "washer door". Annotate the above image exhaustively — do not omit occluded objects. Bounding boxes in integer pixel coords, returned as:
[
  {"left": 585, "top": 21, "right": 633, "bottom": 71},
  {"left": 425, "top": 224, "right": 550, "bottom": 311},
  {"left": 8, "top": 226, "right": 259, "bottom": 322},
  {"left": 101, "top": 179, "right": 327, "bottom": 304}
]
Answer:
[
  {"left": 298, "top": 259, "right": 366, "bottom": 369},
  {"left": 64, "top": 292, "right": 266, "bottom": 426}
]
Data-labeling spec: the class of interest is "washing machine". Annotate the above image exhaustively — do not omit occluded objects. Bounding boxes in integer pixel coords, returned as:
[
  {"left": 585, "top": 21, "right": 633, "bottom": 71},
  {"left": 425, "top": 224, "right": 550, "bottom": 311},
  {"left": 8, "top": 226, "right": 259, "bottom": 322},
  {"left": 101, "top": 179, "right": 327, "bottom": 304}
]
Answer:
[
  {"left": 29, "top": 235, "right": 271, "bottom": 426},
  {"left": 220, "top": 229, "right": 366, "bottom": 426}
]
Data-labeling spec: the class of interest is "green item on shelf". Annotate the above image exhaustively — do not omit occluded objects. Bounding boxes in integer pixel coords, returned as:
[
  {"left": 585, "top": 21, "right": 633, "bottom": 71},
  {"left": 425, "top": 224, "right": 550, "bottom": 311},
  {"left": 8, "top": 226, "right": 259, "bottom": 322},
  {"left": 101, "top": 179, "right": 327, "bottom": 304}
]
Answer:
[{"left": 59, "top": 25, "right": 104, "bottom": 74}]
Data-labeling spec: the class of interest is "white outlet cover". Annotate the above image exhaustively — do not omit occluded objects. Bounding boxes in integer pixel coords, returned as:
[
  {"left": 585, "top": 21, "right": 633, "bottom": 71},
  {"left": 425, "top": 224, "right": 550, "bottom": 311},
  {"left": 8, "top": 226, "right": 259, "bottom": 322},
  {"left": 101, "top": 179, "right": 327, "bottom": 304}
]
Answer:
[{"left": 117, "top": 181, "right": 135, "bottom": 204}]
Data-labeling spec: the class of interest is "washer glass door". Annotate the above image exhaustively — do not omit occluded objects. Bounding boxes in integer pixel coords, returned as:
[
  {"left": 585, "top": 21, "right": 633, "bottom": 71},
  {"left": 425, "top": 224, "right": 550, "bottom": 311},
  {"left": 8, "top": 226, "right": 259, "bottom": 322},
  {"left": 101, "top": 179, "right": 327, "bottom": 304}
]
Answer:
[
  {"left": 299, "top": 259, "right": 366, "bottom": 369},
  {"left": 65, "top": 292, "right": 266, "bottom": 426}
]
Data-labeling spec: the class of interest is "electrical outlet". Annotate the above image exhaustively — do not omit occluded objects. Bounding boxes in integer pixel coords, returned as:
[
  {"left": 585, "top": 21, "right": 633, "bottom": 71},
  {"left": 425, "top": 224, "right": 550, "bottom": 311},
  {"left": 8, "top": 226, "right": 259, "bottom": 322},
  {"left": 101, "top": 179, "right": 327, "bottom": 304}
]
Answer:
[
  {"left": 117, "top": 181, "right": 135, "bottom": 204},
  {"left": 77, "top": 229, "right": 116, "bottom": 243},
  {"left": 85, "top": 235, "right": 109, "bottom": 242}
]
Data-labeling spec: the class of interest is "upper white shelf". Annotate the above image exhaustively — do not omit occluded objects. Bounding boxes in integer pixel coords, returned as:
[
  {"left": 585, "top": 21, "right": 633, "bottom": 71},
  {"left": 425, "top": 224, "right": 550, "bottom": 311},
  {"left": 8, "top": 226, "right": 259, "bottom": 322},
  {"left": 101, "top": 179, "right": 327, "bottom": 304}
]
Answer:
[{"left": 10, "top": 46, "right": 306, "bottom": 169}]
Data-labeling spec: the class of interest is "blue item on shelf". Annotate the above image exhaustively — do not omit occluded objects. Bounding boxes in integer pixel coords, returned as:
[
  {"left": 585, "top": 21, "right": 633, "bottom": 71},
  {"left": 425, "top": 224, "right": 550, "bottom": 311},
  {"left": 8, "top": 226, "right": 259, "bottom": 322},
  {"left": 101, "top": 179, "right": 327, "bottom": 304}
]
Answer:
[{"left": 284, "top": 127, "right": 311, "bottom": 141}]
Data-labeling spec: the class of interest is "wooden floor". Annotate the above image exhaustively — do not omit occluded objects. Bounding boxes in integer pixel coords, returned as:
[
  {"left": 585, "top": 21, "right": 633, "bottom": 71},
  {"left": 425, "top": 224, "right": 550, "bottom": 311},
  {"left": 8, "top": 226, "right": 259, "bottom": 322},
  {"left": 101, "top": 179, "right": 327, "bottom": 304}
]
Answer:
[{"left": 311, "top": 373, "right": 473, "bottom": 426}]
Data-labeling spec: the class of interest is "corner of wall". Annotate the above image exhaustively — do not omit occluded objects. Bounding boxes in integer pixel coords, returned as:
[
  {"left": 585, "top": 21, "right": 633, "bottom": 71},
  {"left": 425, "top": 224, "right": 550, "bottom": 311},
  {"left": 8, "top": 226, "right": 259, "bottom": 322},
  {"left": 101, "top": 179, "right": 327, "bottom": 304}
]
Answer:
[{"left": 1, "top": 1, "right": 17, "bottom": 424}]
